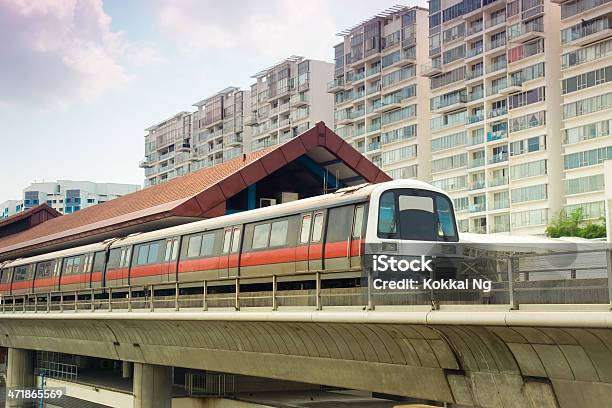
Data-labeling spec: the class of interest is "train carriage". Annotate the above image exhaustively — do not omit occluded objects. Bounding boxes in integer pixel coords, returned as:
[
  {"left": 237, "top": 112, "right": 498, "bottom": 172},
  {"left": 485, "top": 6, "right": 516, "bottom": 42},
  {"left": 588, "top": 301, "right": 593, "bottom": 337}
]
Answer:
[{"left": 0, "top": 180, "right": 459, "bottom": 297}]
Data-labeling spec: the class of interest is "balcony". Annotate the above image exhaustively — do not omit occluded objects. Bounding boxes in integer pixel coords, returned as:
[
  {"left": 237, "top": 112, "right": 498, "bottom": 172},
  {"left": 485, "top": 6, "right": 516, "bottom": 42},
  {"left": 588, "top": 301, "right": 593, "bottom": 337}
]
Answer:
[
  {"left": 492, "top": 200, "right": 510, "bottom": 210},
  {"left": 487, "top": 130, "right": 507, "bottom": 142},
  {"left": 139, "top": 158, "right": 155, "bottom": 168},
  {"left": 470, "top": 133, "right": 485, "bottom": 145},
  {"left": 327, "top": 78, "right": 345, "bottom": 92},
  {"left": 489, "top": 152, "right": 508, "bottom": 164},
  {"left": 467, "top": 89, "right": 484, "bottom": 102},
  {"left": 469, "top": 157, "right": 485, "bottom": 168},
  {"left": 487, "top": 79, "right": 509, "bottom": 96},
  {"left": 367, "top": 141, "right": 381, "bottom": 152},
  {"left": 431, "top": 94, "right": 468, "bottom": 114},
  {"left": 466, "top": 113, "right": 485, "bottom": 126},
  {"left": 488, "top": 107, "right": 508, "bottom": 119},
  {"left": 367, "top": 64, "right": 381, "bottom": 77},
  {"left": 561, "top": 0, "right": 611, "bottom": 19},
  {"left": 485, "top": 38, "right": 506, "bottom": 53},
  {"left": 176, "top": 143, "right": 191, "bottom": 153},
  {"left": 278, "top": 118, "right": 291, "bottom": 129},
  {"left": 469, "top": 180, "right": 486, "bottom": 190},
  {"left": 466, "top": 68, "right": 483, "bottom": 82},
  {"left": 278, "top": 102, "right": 290, "bottom": 113},
  {"left": 421, "top": 60, "right": 443, "bottom": 77},
  {"left": 484, "top": 15, "right": 506, "bottom": 32},
  {"left": 489, "top": 177, "right": 509, "bottom": 187},
  {"left": 508, "top": 23, "right": 544, "bottom": 44},
  {"left": 469, "top": 203, "right": 487, "bottom": 213},
  {"left": 349, "top": 71, "right": 366, "bottom": 84},
  {"left": 486, "top": 59, "right": 507, "bottom": 75},
  {"left": 226, "top": 135, "right": 243, "bottom": 146},
  {"left": 466, "top": 46, "right": 483, "bottom": 60},
  {"left": 562, "top": 18, "right": 612, "bottom": 47},
  {"left": 466, "top": 23, "right": 484, "bottom": 39}
]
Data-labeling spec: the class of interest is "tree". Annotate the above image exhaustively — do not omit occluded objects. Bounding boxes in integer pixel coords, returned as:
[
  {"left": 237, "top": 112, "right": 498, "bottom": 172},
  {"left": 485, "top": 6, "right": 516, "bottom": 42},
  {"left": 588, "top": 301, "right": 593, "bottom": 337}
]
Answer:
[{"left": 545, "top": 208, "right": 607, "bottom": 239}]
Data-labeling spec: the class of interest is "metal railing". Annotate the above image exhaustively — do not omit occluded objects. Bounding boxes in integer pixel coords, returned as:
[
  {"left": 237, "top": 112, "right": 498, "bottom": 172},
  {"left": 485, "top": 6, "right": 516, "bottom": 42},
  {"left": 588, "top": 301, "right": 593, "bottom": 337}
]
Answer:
[{"left": 0, "top": 249, "right": 610, "bottom": 312}]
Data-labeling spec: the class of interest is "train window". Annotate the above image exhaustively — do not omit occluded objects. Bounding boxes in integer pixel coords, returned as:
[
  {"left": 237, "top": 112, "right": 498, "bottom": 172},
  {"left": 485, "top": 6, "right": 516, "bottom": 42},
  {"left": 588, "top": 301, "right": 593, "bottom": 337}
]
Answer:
[
  {"left": 164, "top": 241, "right": 172, "bottom": 261},
  {"left": 1, "top": 268, "right": 12, "bottom": 283},
  {"left": 123, "top": 247, "right": 132, "bottom": 268},
  {"left": 200, "top": 234, "right": 215, "bottom": 257},
  {"left": 378, "top": 192, "right": 397, "bottom": 236},
  {"left": 137, "top": 245, "right": 149, "bottom": 265},
  {"left": 327, "top": 206, "right": 352, "bottom": 242},
  {"left": 147, "top": 243, "right": 159, "bottom": 263},
  {"left": 300, "top": 215, "right": 312, "bottom": 244},
  {"left": 171, "top": 239, "right": 179, "bottom": 260},
  {"left": 73, "top": 256, "right": 82, "bottom": 274},
  {"left": 252, "top": 224, "right": 271, "bottom": 249},
  {"left": 231, "top": 228, "right": 241, "bottom": 253},
  {"left": 270, "top": 220, "right": 288, "bottom": 247},
  {"left": 222, "top": 229, "right": 232, "bottom": 253},
  {"left": 108, "top": 248, "right": 122, "bottom": 269},
  {"left": 435, "top": 196, "right": 457, "bottom": 239},
  {"left": 36, "top": 261, "right": 55, "bottom": 278},
  {"left": 92, "top": 252, "right": 105, "bottom": 272},
  {"left": 352, "top": 205, "right": 365, "bottom": 239},
  {"left": 14, "top": 265, "right": 31, "bottom": 281},
  {"left": 312, "top": 213, "right": 324, "bottom": 242},
  {"left": 187, "top": 235, "right": 202, "bottom": 258}
]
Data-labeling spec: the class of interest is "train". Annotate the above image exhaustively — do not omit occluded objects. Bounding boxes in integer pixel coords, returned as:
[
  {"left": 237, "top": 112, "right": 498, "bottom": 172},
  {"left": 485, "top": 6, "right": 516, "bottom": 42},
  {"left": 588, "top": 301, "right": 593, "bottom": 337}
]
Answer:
[{"left": 0, "top": 180, "right": 459, "bottom": 296}]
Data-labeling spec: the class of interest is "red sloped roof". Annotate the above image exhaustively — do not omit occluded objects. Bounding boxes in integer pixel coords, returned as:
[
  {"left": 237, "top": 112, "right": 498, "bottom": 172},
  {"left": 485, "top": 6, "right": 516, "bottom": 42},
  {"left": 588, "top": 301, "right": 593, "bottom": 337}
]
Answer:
[
  {"left": 0, "top": 203, "right": 61, "bottom": 230},
  {"left": 0, "top": 122, "right": 390, "bottom": 260}
]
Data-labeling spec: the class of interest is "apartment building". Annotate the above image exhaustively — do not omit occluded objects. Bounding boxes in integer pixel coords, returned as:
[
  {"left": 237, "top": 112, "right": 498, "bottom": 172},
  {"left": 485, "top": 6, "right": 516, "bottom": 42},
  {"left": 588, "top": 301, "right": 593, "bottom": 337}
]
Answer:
[
  {"left": 329, "top": 6, "right": 432, "bottom": 181},
  {"left": 191, "top": 87, "right": 251, "bottom": 170},
  {"left": 426, "top": 0, "right": 564, "bottom": 235},
  {"left": 1, "top": 181, "right": 140, "bottom": 216},
  {"left": 554, "top": 0, "right": 612, "bottom": 225},
  {"left": 248, "top": 56, "right": 334, "bottom": 152},
  {"left": 141, "top": 111, "right": 193, "bottom": 187}
]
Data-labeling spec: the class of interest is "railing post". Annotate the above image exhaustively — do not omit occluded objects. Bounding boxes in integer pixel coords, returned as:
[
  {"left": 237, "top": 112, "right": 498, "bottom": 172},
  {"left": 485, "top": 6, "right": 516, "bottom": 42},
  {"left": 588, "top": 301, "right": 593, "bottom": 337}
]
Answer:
[
  {"left": 34, "top": 294, "right": 38, "bottom": 313},
  {"left": 74, "top": 291, "right": 78, "bottom": 311},
  {"left": 91, "top": 288, "right": 95, "bottom": 312},
  {"left": 235, "top": 278, "right": 240, "bottom": 311},
  {"left": 47, "top": 292, "right": 51, "bottom": 313},
  {"left": 108, "top": 287, "right": 113, "bottom": 312},
  {"left": 127, "top": 286, "right": 132, "bottom": 312},
  {"left": 272, "top": 275, "right": 278, "bottom": 311},
  {"left": 23, "top": 295, "right": 26, "bottom": 312},
  {"left": 606, "top": 248, "right": 612, "bottom": 309},
  {"left": 150, "top": 284, "right": 154, "bottom": 312},
  {"left": 508, "top": 256, "right": 518, "bottom": 310},
  {"left": 202, "top": 281, "right": 208, "bottom": 311},
  {"left": 2, "top": 295, "right": 5, "bottom": 313},
  {"left": 174, "top": 282, "right": 179, "bottom": 311},
  {"left": 315, "top": 272, "right": 321, "bottom": 311},
  {"left": 367, "top": 268, "right": 374, "bottom": 311}
]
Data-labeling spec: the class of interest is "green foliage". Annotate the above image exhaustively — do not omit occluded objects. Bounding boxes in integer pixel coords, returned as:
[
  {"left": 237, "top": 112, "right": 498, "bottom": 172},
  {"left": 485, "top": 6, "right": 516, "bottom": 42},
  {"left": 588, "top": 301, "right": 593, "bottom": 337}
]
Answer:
[{"left": 545, "top": 208, "right": 607, "bottom": 239}]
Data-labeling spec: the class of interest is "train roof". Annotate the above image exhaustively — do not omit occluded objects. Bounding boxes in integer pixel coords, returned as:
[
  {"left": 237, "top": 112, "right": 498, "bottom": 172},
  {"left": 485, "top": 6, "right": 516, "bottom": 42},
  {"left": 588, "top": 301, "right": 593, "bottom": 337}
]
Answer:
[{"left": 6, "top": 240, "right": 114, "bottom": 267}]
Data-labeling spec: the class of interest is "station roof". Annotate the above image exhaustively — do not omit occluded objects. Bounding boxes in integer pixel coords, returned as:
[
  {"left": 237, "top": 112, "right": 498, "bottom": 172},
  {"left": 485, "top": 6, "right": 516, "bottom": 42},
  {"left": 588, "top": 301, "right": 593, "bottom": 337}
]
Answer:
[{"left": 0, "top": 122, "right": 390, "bottom": 261}]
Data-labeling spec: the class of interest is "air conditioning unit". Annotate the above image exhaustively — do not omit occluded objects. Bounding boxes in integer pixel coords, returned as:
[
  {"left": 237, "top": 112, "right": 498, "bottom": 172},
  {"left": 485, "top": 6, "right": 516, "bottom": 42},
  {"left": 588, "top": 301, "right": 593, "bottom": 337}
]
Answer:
[
  {"left": 279, "top": 192, "right": 299, "bottom": 203},
  {"left": 259, "top": 198, "right": 277, "bottom": 207}
]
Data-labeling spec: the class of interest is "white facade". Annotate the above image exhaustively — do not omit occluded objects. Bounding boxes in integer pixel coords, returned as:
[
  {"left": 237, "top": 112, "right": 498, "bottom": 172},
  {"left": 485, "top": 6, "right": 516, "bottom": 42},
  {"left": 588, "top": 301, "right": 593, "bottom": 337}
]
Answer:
[
  {"left": 555, "top": 0, "right": 612, "bottom": 227},
  {"left": 0, "top": 200, "right": 23, "bottom": 219},
  {"left": 20, "top": 180, "right": 140, "bottom": 214},
  {"left": 248, "top": 56, "right": 334, "bottom": 151},
  {"left": 330, "top": 6, "right": 432, "bottom": 182},
  {"left": 426, "top": 0, "right": 564, "bottom": 236}
]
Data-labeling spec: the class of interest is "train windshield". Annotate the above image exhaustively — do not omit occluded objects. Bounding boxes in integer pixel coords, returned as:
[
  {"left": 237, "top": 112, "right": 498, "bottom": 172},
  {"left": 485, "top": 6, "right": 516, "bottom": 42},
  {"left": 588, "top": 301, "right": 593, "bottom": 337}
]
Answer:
[{"left": 378, "top": 189, "right": 458, "bottom": 242}]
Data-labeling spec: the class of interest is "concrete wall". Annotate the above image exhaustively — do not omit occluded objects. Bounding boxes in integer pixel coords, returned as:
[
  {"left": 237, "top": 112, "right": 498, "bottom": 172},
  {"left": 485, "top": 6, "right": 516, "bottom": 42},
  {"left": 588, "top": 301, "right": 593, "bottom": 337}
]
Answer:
[{"left": 0, "top": 311, "right": 611, "bottom": 407}]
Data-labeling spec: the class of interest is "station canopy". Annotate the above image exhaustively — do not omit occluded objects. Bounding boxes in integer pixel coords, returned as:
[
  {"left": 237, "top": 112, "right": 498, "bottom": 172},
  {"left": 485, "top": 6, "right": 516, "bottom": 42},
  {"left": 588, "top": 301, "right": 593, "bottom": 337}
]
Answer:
[{"left": 0, "top": 122, "right": 391, "bottom": 261}]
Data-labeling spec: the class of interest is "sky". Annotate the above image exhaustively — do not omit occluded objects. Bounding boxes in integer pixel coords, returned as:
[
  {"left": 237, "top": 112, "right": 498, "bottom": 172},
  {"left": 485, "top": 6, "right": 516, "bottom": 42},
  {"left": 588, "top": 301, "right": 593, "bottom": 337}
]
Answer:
[{"left": 0, "top": 0, "right": 427, "bottom": 201}]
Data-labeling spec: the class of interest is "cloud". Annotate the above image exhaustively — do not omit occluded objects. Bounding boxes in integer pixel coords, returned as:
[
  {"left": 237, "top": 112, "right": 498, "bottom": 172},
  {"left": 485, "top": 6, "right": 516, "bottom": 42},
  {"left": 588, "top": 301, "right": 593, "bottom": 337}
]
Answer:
[
  {"left": 157, "top": 0, "right": 337, "bottom": 61},
  {"left": 0, "top": 0, "right": 158, "bottom": 107}
]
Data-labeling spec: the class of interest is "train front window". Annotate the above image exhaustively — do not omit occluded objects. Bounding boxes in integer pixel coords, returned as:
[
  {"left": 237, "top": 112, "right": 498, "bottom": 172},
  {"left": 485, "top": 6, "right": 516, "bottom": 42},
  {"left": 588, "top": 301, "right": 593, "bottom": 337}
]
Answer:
[{"left": 377, "top": 190, "right": 458, "bottom": 242}]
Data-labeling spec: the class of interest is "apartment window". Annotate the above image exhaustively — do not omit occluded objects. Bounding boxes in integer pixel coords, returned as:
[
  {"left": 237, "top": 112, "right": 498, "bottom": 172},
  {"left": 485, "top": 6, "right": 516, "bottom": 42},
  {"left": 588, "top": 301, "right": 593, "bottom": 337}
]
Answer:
[
  {"left": 564, "top": 201, "right": 605, "bottom": 219},
  {"left": 563, "top": 92, "right": 612, "bottom": 119},
  {"left": 443, "top": 2, "right": 463, "bottom": 22},
  {"left": 381, "top": 105, "right": 417, "bottom": 126},
  {"left": 454, "top": 197, "right": 469, "bottom": 212},
  {"left": 493, "top": 191, "right": 510, "bottom": 210},
  {"left": 431, "top": 67, "right": 465, "bottom": 90},
  {"left": 562, "top": 66, "right": 612, "bottom": 94},
  {"left": 381, "top": 65, "right": 416, "bottom": 87},
  {"left": 431, "top": 153, "right": 467, "bottom": 173},
  {"left": 507, "top": 38, "right": 544, "bottom": 63},
  {"left": 511, "top": 184, "right": 547, "bottom": 203},
  {"left": 381, "top": 145, "right": 418, "bottom": 165},
  {"left": 564, "top": 146, "right": 612, "bottom": 169},
  {"left": 431, "top": 131, "right": 467, "bottom": 152},
  {"left": 387, "top": 164, "right": 418, "bottom": 179},
  {"left": 510, "top": 135, "right": 545, "bottom": 156},
  {"left": 430, "top": 110, "right": 467, "bottom": 131},
  {"left": 443, "top": 23, "right": 465, "bottom": 44},
  {"left": 508, "top": 87, "right": 545, "bottom": 109},
  {"left": 509, "top": 110, "right": 545, "bottom": 133},
  {"left": 432, "top": 175, "right": 467, "bottom": 191},
  {"left": 509, "top": 62, "right": 545, "bottom": 86},
  {"left": 381, "top": 124, "right": 417, "bottom": 144},
  {"left": 561, "top": 39, "right": 612, "bottom": 69},
  {"left": 443, "top": 44, "right": 466, "bottom": 65},
  {"left": 565, "top": 174, "right": 605, "bottom": 195},
  {"left": 382, "top": 50, "right": 401, "bottom": 68},
  {"left": 561, "top": 15, "right": 612, "bottom": 44},
  {"left": 564, "top": 119, "right": 611, "bottom": 144},
  {"left": 511, "top": 209, "right": 548, "bottom": 228},
  {"left": 510, "top": 159, "right": 547, "bottom": 180}
]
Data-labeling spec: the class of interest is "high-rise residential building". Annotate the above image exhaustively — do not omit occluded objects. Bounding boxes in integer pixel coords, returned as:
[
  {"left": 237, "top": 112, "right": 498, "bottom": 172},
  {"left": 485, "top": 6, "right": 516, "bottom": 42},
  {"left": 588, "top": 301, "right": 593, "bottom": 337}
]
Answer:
[
  {"left": 426, "top": 0, "right": 564, "bottom": 235},
  {"left": 141, "top": 111, "right": 193, "bottom": 187},
  {"left": 141, "top": 88, "right": 251, "bottom": 187},
  {"left": 1, "top": 181, "right": 140, "bottom": 217},
  {"left": 248, "top": 56, "right": 334, "bottom": 152},
  {"left": 554, "top": 0, "right": 612, "bottom": 225},
  {"left": 330, "top": 5, "right": 432, "bottom": 181},
  {"left": 191, "top": 87, "right": 251, "bottom": 170}
]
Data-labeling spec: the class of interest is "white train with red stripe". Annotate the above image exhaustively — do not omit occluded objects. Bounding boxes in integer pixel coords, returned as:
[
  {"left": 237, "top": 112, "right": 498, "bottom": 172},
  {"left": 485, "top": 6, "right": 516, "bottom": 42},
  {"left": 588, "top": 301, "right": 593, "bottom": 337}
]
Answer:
[{"left": 0, "top": 180, "right": 459, "bottom": 295}]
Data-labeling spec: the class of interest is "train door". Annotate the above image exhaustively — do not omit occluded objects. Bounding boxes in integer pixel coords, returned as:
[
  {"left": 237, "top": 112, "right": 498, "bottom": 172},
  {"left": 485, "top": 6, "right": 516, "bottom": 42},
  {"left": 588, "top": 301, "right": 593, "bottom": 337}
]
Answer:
[
  {"left": 296, "top": 211, "right": 326, "bottom": 273},
  {"left": 161, "top": 237, "right": 180, "bottom": 282},
  {"left": 219, "top": 226, "right": 241, "bottom": 278},
  {"left": 350, "top": 205, "right": 366, "bottom": 269},
  {"left": 324, "top": 206, "right": 353, "bottom": 271},
  {"left": 80, "top": 253, "right": 94, "bottom": 289}
]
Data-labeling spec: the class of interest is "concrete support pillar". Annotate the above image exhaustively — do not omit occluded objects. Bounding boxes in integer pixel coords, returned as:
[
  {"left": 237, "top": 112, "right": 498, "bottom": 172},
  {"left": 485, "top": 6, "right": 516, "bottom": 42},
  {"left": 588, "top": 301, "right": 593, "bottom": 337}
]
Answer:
[
  {"left": 132, "top": 362, "right": 172, "bottom": 408},
  {"left": 5, "top": 348, "right": 35, "bottom": 408},
  {"left": 122, "top": 361, "right": 133, "bottom": 378}
]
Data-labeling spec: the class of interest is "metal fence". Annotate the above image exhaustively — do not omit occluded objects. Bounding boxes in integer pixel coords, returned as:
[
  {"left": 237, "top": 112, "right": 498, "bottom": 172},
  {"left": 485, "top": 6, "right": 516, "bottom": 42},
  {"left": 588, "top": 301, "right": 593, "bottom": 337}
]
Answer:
[
  {"left": 184, "top": 372, "right": 235, "bottom": 397},
  {"left": 0, "top": 249, "right": 609, "bottom": 313}
]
